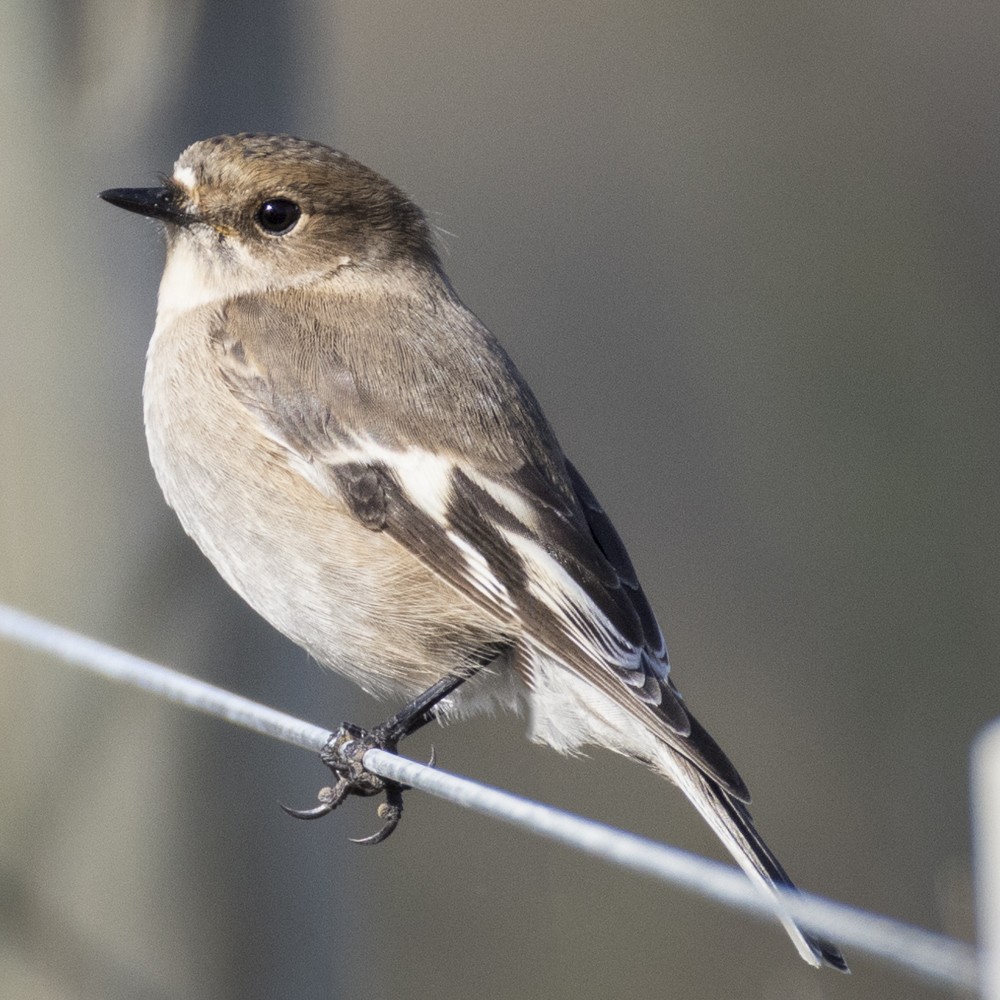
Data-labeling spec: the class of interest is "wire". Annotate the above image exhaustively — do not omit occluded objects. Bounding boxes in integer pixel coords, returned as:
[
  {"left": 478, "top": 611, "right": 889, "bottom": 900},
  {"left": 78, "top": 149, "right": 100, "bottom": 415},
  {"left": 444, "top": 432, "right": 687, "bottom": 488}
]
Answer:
[{"left": 0, "top": 602, "right": 980, "bottom": 992}]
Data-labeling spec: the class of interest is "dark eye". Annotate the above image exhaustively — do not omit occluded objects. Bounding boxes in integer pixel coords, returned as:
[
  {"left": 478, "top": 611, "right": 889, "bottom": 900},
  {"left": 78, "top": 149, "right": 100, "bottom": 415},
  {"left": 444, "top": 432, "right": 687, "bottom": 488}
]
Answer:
[{"left": 255, "top": 198, "right": 301, "bottom": 235}]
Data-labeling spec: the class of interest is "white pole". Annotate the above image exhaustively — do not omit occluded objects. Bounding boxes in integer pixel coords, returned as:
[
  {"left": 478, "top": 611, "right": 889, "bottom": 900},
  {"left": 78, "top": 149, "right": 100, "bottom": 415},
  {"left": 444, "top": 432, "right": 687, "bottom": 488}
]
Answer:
[{"left": 974, "top": 718, "right": 1000, "bottom": 999}]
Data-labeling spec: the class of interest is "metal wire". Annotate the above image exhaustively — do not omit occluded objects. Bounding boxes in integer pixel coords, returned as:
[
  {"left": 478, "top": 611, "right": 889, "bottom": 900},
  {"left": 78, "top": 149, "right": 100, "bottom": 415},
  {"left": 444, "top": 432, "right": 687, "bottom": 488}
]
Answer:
[{"left": 0, "top": 602, "right": 980, "bottom": 993}]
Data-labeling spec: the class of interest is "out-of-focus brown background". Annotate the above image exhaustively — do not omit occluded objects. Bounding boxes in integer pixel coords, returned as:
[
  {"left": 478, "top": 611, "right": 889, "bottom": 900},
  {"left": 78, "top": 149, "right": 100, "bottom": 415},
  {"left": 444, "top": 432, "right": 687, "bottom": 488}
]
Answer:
[{"left": 2, "top": 2, "right": 997, "bottom": 998}]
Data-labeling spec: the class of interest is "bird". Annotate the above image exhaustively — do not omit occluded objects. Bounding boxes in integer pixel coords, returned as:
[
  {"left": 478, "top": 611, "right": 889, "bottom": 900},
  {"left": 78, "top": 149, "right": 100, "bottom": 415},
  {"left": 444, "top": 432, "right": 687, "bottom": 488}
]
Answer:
[{"left": 100, "top": 133, "right": 846, "bottom": 971}]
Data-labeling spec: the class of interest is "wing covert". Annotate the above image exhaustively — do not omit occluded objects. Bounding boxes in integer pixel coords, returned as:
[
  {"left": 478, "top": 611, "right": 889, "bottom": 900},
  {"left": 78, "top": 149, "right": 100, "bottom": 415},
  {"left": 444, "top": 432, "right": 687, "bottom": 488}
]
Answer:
[{"left": 209, "top": 288, "right": 751, "bottom": 800}]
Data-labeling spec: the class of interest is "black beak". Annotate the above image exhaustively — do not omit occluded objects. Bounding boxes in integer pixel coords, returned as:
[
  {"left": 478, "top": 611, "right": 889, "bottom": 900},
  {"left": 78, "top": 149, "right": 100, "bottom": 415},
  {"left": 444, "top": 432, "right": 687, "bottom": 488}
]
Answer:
[{"left": 99, "top": 186, "right": 190, "bottom": 225}]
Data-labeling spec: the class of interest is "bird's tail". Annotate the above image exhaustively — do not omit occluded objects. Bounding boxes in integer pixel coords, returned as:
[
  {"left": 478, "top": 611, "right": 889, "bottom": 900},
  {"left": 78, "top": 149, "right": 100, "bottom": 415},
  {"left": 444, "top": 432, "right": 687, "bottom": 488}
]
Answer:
[{"left": 661, "top": 750, "right": 848, "bottom": 972}]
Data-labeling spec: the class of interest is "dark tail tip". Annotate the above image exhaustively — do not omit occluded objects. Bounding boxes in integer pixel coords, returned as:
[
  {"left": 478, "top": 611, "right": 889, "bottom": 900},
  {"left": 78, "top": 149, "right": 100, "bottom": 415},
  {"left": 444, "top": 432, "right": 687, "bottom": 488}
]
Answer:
[{"left": 813, "top": 938, "right": 850, "bottom": 973}]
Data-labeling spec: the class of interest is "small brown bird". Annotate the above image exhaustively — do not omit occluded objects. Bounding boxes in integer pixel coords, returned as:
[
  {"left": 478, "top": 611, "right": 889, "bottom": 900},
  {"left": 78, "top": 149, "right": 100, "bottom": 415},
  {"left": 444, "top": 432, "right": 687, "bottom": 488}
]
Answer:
[{"left": 101, "top": 133, "right": 846, "bottom": 971}]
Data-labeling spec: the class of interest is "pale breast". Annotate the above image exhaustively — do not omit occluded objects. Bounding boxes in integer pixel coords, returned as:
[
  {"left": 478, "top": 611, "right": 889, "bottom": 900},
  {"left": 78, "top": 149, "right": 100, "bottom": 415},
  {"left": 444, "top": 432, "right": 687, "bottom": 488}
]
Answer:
[{"left": 142, "top": 305, "right": 510, "bottom": 700}]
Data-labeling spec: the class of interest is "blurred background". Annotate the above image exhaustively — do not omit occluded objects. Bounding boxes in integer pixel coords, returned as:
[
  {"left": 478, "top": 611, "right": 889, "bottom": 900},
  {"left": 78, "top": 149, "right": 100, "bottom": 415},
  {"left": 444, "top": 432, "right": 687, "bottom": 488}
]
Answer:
[{"left": 2, "top": 1, "right": 998, "bottom": 997}]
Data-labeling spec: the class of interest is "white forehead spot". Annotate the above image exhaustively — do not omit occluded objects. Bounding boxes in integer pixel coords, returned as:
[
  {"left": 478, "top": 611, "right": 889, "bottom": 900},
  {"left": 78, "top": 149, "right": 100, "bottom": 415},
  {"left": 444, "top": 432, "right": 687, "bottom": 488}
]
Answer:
[{"left": 173, "top": 165, "right": 197, "bottom": 190}]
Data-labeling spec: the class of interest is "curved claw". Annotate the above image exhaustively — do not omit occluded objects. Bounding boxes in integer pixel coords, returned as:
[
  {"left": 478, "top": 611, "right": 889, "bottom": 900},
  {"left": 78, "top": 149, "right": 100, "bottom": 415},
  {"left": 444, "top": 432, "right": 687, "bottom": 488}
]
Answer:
[
  {"left": 280, "top": 800, "right": 335, "bottom": 820},
  {"left": 280, "top": 780, "right": 350, "bottom": 820},
  {"left": 349, "top": 791, "right": 404, "bottom": 846}
]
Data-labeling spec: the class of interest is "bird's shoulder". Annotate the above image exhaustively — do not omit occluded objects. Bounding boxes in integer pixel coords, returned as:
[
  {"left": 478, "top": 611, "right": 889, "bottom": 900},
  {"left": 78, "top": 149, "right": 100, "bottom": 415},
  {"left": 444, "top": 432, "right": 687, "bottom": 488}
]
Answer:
[{"left": 210, "top": 277, "right": 558, "bottom": 472}]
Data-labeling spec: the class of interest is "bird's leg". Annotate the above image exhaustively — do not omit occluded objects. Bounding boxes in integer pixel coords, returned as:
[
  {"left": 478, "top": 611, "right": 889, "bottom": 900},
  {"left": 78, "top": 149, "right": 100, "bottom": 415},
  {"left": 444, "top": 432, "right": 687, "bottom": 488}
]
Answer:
[{"left": 282, "top": 657, "right": 492, "bottom": 843}]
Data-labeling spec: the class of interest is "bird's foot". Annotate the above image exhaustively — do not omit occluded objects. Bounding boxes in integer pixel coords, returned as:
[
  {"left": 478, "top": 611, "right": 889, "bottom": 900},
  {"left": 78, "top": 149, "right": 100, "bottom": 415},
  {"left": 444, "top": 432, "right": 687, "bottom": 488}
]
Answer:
[
  {"left": 281, "top": 664, "right": 488, "bottom": 843},
  {"left": 281, "top": 721, "right": 410, "bottom": 844}
]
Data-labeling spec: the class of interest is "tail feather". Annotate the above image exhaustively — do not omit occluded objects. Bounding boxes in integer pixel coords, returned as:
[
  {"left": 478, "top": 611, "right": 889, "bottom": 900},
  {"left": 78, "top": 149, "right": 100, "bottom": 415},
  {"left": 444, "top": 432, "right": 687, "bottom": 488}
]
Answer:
[
  {"left": 522, "top": 649, "right": 846, "bottom": 969},
  {"left": 667, "top": 754, "right": 848, "bottom": 971}
]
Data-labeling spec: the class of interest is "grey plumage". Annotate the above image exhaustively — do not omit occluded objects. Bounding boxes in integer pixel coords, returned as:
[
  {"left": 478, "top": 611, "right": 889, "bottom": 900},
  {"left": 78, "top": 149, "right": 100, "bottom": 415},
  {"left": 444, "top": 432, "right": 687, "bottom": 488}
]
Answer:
[{"left": 103, "top": 133, "right": 846, "bottom": 971}]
